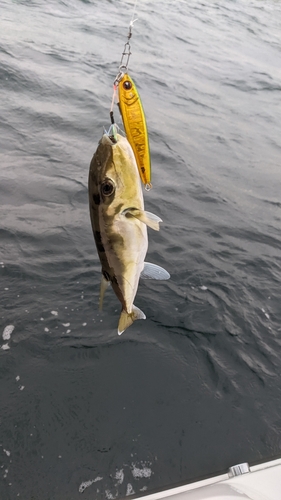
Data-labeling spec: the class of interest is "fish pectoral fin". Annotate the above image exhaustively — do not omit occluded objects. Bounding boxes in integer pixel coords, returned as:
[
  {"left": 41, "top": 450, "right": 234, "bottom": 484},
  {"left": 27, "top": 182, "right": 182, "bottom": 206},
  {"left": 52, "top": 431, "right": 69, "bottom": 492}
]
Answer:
[
  {"left": 118, "top": 305, "right": 146, "bottom": 335},
  {"left": 99, "top": 275, "right": 110, "bottom": 311},
  {"left": 140, "top": 262, "right": 171, "bottom": 280},
  {"left": 123, "top": 208, "right": 162, "bottom": 231}
]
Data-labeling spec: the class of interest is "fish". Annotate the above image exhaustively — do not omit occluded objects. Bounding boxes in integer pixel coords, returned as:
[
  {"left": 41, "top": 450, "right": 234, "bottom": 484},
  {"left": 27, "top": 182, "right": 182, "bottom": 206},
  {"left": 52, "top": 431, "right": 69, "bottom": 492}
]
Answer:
[
  {"left": 118, "top": 73, "right": 151, "bottom": 189},
  {"left": 88, "top": 130, "right": 170, "bottom": 335}
]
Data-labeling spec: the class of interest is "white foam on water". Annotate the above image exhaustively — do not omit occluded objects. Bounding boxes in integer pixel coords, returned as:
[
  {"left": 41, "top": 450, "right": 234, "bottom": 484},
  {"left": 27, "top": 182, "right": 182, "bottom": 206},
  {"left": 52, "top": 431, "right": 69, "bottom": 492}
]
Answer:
[
  {"left": 126, "top": 483, "right": 135, "bottom": 496},
  {"left": 3, "top": 450, "right": 10, "bottom": 456},
  {"left": 1, "top": 344, "right": 10, "bottom": 351},
  {"left": 131, "top": 463, "right": 152, "bottom": 479},
  {"left": 115, "top": 468, "right": 124, "bottom": 485},
  {"left": 79, "top": 476, "right": 103, "bottom": 493},
  {"left": 104, "top": 490, "right": 118, "bottom": 500},
  {"left": 62, "top": 323, "right": 70, "bottom": 327},
  {"left": 2, "top": 325, "right": 14, "bottom": 341},
  {"left": 4, "top": 288, "right": 9, "bottom": 291},
  {"left": 261, "top": 308, "right": 270, "bottom": 319},
  {"left": 79, "top": 480, "right": 94, "bottom": 493},
  {"left": 51, "top": 311, "right": 58, "bottom": 316}
]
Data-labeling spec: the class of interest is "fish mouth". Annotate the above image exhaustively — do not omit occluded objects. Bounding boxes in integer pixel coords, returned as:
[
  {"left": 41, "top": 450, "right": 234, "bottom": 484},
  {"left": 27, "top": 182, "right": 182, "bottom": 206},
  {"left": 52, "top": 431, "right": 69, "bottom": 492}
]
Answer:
[
  {"left": 101, "top": 134, "right": 116, "bottom": 146},
  {"left": 101, "top": 124, "right": 119, "bottom": 146}
]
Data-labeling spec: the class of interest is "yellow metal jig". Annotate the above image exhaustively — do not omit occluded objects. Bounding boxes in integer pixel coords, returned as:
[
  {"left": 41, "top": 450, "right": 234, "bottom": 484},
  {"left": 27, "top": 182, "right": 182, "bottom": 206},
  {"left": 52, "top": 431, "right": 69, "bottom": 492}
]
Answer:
[
  {"left": 118, "top": 73, "right": 151, "bottom": 188},
  {"left": 110, "top": 11, "right": 152, "bottom": 190}
]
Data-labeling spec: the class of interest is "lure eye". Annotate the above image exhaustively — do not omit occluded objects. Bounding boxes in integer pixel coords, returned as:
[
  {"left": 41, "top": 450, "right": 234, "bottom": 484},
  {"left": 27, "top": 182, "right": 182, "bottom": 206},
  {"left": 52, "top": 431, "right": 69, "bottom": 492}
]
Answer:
[
  {"left": 101, "top": 179, "right": 115, "bottom": 197},
  {"left": 123, "top": 80, "right": 132, "bottom": 90}
]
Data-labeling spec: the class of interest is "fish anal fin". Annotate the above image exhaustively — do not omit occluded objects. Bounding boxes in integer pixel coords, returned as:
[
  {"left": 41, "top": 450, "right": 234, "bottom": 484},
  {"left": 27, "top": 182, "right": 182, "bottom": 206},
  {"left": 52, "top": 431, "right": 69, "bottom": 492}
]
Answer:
[
  {"left": 123, "top": 208, "right": 162, "bottom": 231},
  {"left": 99, "top": 275, "right": 110, "bottom": 311},
  {"left": 140, "top": 262, "right": 170, "bottom": 280},
  {"left": 118, "top": 305, "right": 146, "bottom": 335}
]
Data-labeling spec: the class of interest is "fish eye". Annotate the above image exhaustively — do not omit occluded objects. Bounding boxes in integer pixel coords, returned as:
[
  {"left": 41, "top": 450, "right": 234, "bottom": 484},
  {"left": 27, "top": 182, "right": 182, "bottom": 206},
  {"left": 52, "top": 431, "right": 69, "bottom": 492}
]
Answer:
[
  {"left": 101, "top": 179, "right": 115, "bottom": 197},
  {"left": 123, "top": 80, "right": 132, "bottom": 90}
]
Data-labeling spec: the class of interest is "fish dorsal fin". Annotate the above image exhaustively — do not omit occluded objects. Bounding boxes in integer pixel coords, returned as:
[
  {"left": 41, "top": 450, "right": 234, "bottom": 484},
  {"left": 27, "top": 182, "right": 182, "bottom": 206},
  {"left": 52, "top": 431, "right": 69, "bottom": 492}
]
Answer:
[
  {"left": 118, "top": 305, "right": 146, "bottom": 335},
  {"left": 140, "top": 262, "right": 170, "bottom": 280},
  {"left": 99, "top": 274, "right": 110, "bottom": 311},
  {"left": 123, "top": 208, "right": 162, "bottom": 231}
]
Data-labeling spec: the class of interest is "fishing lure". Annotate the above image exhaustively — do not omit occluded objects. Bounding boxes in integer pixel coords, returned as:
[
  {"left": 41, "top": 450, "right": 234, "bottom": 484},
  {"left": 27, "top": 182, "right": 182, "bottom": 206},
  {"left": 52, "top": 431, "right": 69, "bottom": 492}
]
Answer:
[
  {"left": 118, "top": 73, "right": 151, "bottom": 188},
  {"left": 110, "top": 11, "right": 152, "bottom": 190}
]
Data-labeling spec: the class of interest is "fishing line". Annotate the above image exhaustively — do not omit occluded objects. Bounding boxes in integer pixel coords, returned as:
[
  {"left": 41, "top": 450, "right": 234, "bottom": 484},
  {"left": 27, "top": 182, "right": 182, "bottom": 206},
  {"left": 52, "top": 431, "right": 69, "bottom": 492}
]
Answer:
[
  {"left": 110, "top": 0, "right": 139, "bottom": 125},
  {"left": 109, "top": 0, "right": 152, "bottom": 190},
  {"left": 130, "top": 0, "right": 138, "bottom": 25}
]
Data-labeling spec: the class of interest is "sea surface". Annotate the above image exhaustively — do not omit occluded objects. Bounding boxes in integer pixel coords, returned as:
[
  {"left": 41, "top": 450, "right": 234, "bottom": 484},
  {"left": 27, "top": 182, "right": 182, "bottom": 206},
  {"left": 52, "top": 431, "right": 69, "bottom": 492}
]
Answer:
[{"left": 1, "top": 0, "right": 281, "bottom": 498}]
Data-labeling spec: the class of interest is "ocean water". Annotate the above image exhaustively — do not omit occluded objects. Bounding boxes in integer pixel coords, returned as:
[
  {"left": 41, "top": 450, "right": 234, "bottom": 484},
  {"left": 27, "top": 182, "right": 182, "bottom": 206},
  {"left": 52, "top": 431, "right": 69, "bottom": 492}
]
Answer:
[{"left": 1, "top": 0, "right": 281, "bottom": 498}]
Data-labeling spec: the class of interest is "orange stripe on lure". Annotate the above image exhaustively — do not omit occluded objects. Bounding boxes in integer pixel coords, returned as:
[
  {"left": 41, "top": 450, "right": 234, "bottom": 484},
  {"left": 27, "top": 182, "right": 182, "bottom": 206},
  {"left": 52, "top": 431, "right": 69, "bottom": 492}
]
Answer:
[{"left": 118, "top": 73, "right": 152, "bottom": 189}]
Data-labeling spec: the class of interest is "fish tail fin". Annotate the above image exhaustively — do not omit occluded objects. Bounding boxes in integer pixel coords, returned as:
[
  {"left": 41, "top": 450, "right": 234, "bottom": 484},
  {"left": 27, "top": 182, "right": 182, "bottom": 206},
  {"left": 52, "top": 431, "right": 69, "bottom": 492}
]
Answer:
[{"left": 118, "top": 305, "right": 146, "bottom": 335}]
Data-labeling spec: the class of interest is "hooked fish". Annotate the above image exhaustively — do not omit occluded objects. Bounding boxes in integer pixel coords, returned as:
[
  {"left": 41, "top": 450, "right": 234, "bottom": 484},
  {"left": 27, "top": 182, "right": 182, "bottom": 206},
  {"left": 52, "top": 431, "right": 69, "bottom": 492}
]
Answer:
[{"left": 88, "top": 130, "right": 169, "bottom": 335}]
